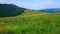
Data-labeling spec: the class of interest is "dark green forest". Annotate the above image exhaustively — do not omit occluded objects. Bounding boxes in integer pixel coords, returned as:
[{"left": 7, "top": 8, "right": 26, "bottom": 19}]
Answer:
[{"left": 0, "top": 4, "right": 25, "bottom": 17}]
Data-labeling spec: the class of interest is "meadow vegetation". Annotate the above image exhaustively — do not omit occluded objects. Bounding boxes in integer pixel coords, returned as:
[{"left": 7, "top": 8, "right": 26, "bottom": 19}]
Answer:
[{"left": 0, "top": 10, "right": 60, "bottom": 34}]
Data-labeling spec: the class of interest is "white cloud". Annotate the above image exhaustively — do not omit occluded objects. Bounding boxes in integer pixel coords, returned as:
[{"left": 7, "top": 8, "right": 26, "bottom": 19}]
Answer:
[{"left": 0, "top": 0, "right": 59, "bottom": 10}]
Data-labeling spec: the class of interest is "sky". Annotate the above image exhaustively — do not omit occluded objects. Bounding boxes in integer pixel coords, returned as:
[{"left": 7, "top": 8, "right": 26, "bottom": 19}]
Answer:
[{"left": 0, "top": 0, "right": 60, "bottom": 10}]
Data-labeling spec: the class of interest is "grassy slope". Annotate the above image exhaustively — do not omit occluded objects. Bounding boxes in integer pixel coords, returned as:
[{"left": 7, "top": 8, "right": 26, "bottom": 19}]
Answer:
[{"left": 0, "top": 10, "right": 60, "bottom": 34}]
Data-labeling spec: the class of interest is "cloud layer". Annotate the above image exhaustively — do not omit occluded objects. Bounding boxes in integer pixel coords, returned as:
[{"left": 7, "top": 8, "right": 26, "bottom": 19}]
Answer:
[{"left": 0, "top": 0, "right": 60, "bottom": 10}]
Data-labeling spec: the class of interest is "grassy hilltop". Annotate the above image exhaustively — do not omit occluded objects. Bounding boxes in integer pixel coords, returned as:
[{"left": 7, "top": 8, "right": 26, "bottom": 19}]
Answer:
[{"left": 0, "top": 10, "right": 60, "bottom": 34}]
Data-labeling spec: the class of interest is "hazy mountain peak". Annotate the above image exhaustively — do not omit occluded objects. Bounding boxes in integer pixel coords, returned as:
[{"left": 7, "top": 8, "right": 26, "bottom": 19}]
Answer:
[{"left": 39, "top": 8, "right": 60, "bottom": 13}]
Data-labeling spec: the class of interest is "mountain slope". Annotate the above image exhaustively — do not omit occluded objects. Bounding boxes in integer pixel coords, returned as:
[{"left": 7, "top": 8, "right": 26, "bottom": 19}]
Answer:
[{"left": 0, "top": 4, "right": 25, "bottom": 17}]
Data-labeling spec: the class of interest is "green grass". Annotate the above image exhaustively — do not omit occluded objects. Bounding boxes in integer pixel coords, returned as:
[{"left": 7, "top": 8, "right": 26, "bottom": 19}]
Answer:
[{"left": 0, "top": 11, "right": 60, "bottom": 34}]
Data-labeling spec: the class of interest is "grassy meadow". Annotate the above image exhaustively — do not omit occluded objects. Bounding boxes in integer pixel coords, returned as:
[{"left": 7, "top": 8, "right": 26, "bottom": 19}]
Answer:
[{"left": 0, "top": 10, "right": 60, "bottom": 34}]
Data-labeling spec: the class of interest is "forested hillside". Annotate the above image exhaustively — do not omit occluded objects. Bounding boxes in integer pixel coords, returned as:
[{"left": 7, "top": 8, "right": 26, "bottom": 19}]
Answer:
[{"left": 0, "top": 4, "right": 25, "bottom": 17}]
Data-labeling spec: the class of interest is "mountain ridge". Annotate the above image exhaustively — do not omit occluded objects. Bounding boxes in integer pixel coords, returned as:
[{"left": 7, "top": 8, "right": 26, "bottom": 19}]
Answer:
[{"left": 39, "top": 8, "right": 60, "bottom": 13}]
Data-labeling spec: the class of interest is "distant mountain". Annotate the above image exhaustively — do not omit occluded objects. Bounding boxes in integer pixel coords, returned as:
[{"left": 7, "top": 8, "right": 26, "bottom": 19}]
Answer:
[
  {"left": 39, "top": 8, "right": 60, "bottom": 13},
  {"left": 0, "top": 4, "right": 25, "bottom": 17}
]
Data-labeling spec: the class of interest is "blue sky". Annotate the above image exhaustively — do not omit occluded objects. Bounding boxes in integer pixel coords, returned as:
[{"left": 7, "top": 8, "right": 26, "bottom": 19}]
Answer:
[{"left": 0, "top": 0, "right": 60, "bottom": 10}]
